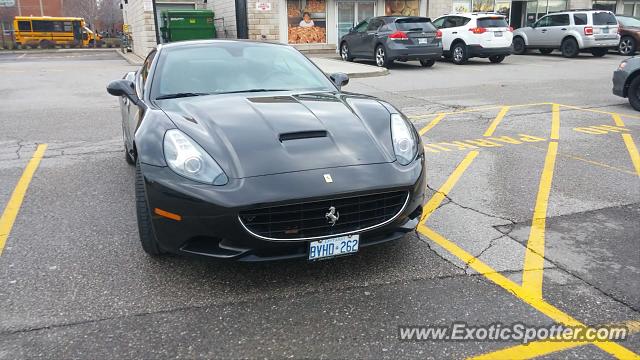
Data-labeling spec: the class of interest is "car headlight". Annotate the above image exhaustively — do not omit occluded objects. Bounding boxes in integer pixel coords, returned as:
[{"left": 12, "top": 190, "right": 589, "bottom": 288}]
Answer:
[
  {"left": 619, "top": 61, "right": 627, "bottom": 70},
  {"left": 391, "top": 113, "right": 418, "bottom": 165},
  {"left": 163, "top": 129, "right": 228, "bottom": 185}
]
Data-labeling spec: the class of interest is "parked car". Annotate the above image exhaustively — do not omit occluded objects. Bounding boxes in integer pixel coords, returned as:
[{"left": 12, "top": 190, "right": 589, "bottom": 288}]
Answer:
[
  {"left": 339, "top": 16, "right": 442, "bottom": 68},
  {"left": 512, "top": 10, "right": 619, "bottom": 58},
  {"left": 613, "top": 57, "right": 640, "bottom": 110},
  {"left": 106, "top": 40, "right": 426, "bottom": 261},
  {"left": 431, "top": 13, "right": 513, "bottom": 65},
  {"left": 616, "top": 15, "right": 640, "bottom": 55}
]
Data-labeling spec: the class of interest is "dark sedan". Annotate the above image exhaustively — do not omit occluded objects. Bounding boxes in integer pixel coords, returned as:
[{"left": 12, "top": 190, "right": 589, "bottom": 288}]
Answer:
[
  {"left": 106, "top": 40, "right": 426, "bottom": 261},
  {"left": 339, "top": 16, "right": 442, "bottom": 68},
  {"left": 617, "top": 15, "right": 640, "bottom": 56}
]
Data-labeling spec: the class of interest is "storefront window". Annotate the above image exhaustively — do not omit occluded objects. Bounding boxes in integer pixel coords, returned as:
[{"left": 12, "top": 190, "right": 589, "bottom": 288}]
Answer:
[
  {"left": 472, "top": 0, "right": 494, "bottom": 12},
  {"left": 385, "top": 0, "right": 420, "bottom": 16},
  {"left": 287, "top": 0, "right": 327, "bottom": 44},
  {"left": 592, "top": 0, "right": 617, "bottom": 12},
  {"left": 452, "top": 0, "right": 471, "bottom": 12},
  {"left": 495, "top": 0, "right": 511, "bottom": 22},
  {"left": 547, "top": 0, "right": 567, "bottom": 13},
  {"left": 623, "top": 1, "right": 640, "bottom": 16}
]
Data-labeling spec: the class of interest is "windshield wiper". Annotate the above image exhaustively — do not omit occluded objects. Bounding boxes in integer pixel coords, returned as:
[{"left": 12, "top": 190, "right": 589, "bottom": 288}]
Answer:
[
  {"left": 215, "top": 89, "right": 288, "bottom": 95},
  {"left": 155, "top": 92, "right": 209, "bottom": 100}
]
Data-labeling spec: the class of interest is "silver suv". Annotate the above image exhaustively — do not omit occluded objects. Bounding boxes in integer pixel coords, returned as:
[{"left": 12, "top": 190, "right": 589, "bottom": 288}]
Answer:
[{"left": 512, "top": 10, "right": 619, "bottom": 58}]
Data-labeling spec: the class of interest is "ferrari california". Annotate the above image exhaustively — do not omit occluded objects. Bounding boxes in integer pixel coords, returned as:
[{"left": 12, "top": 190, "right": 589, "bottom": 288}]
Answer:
[{"left": 106, "top": 40, "right": 426, "bottom": 261}]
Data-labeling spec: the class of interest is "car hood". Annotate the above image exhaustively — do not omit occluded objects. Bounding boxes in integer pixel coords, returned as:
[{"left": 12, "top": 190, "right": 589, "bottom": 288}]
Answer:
[{"left": 158, "top": 92, "right": 396, "bottom": 178}]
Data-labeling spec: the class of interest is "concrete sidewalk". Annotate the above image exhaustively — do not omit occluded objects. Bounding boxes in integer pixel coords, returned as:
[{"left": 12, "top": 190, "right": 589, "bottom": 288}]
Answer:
[{"left": 115, "top": 49, "right": 387, "bottom": 78}]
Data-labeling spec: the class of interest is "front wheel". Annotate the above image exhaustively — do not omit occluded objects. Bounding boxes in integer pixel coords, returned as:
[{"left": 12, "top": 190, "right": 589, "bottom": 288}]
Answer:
[
  {"left": 375, "top": 45, "right": 391, "bottom": 67},
  {"left": 561, "top": 38, "right": 579, "bottom": 58},
  {"left": 512, "top": 37, "right": 526, "bottom": 55},
  {"left": 489, "top": 55, "right": 505, "bottom": 63},
  {"left": 628, "top": 76, "right": 640, "bottom": 111},
  {"left": 591, "top": 48, "right": 607, "bottom": 57},
  {"left": 340, "top": 42, "right": 353, "bottom": 62},
  {"left": 619, "top": 36, "right": 636, "bottom": 56},
  {"left": 451, "top": 43, "right": 468, "bottom": 65},
  {"left": 420, "top": 59, "right": 436, "bottom": 67},
  {"left": 135, "top": 160, "right": 163, "bottom": 256}
]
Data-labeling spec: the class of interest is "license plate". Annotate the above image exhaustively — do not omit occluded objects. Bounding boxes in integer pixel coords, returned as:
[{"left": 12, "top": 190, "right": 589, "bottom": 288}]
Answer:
[
  {"left": 308, "top": 235, "right": 359, "bottom": 260},
  {"left": 603, "top": 28, "right": 609, "bottom": 34},
  {"left": 494, "top": 31, "right": 503, "bottom": 37},
  {"left": 418, "top": 38, "right": 429, "bottom": 44}
]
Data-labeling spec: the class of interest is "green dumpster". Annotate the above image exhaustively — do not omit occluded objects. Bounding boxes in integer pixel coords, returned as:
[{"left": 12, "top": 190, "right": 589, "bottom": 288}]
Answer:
[{"left": 160, "top": 10, "right": 216, "bottom": 42}]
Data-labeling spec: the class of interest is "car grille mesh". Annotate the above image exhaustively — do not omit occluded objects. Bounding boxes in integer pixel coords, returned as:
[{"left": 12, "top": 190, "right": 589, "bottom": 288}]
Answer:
[{"left": 238, "top": 191, "right": 408, "bottom": 240}]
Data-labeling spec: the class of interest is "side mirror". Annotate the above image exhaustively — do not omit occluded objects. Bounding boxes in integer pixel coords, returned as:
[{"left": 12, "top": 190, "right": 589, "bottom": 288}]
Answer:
[
  {"left": 330, "top": 72, "right": 349, "bottom": 89},
  {"left": 349, "top": 27, "right": 355, "bottom": 33},
  {"left": 106, "top": 79, "right": 141, "bottom": 106}
]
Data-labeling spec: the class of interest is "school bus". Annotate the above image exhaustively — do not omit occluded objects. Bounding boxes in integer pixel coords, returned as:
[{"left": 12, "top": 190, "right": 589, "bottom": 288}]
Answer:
[{"left": 13, "top": 16, "right": 101, "bottom": 48}]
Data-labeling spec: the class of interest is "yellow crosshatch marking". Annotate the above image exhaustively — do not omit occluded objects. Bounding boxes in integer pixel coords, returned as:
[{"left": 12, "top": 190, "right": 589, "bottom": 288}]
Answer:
[{"left": 414, "top": 102, "right": 640, "bottom": 359}]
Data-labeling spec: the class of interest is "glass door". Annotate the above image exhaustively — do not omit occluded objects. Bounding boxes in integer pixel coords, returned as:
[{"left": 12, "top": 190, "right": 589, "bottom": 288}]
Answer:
[
  {"left": 337, "top": 1, "right": 356, "bottom": 43},
  {"left": 336, "top": 1, "right": 376, "bottom": 44}
]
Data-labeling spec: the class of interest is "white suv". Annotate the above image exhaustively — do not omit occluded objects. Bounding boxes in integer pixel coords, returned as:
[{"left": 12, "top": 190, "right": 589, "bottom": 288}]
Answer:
[
  {"left": 432, "top": 13, "right": 513, "bottom": 65},
  {"left": 512, "top": 10, "right": 619, "bottom": 58}
]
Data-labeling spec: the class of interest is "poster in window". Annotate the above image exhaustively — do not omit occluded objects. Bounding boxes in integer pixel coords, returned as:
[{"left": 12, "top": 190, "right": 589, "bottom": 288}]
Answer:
[
  {"left": 452, "top": 0, "right": 471, "bottom": 12},
  {"left": 472, "top": 0, "right": 494, "bottom": 12},
  {"left": 385, "top": 0, "right": 420, "bottom": 16},
  {"left": 287, "top": 0, "right": 326, "bottom": 44}
]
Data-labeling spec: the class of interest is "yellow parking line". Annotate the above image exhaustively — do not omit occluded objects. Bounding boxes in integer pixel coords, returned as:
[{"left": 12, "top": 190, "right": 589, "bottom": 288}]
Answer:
[
  {"left": 483, "top": 106, "right": 510, "bottom": 137},
  {"left": 612, "top": 114, "right": 640, "bottom": 177},
  {"left": 551, "top": 103, "right": 560, "bottom": 140},
  {"left": 409, "top": 102, "right": 552, "bottom": 120},
  {"left": 559, "top": 103, "right": 640, "bottom": 120},
  {"left": 469, "top": 320, "right": 640, "bottom": 360},
  {"left": 0, "top": 144, "right": 47, "bottom": 256},
  {"left": 522, "top": 141, "right": 558, "bottom": 298},
  {"left": 420, "top": 151, "right": 479, "bottom": 222},
  {"left": 421, "top": 226, "right": 639, "bottom": 359},
  {"left": 419, "top": 113, "right": 446, "bottom": 135},
  {"left": 526, "top": 144, "right": 637, "bottom": 176}
]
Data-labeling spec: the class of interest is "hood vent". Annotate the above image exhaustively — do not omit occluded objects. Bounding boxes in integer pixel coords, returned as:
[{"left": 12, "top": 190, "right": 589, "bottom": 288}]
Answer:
[{"left": 279, "top": 130, "right": 327, "bottom": 142}]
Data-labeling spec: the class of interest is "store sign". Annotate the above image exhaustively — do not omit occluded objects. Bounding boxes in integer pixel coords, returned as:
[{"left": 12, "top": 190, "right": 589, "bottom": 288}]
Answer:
[
  {"left": 256, "top": 2, "right": 272, "bottom": 11},
  {"left": 0, "top": 0, "right": 16, "bottom": 6}
]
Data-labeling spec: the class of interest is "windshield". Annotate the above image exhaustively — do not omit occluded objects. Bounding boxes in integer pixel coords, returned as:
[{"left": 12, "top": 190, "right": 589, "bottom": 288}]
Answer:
[
  {"left": 152, "top": 42, "right": 335, "bottom": 99},
  {"left": 593, "top": 12, "right": 617, "bottom": 25},
  {"left": 394, "top": 18, "right": 436, "bottom": 31},
  {"left": 617, "top": 16, "right": 640, "bottom": 27}
]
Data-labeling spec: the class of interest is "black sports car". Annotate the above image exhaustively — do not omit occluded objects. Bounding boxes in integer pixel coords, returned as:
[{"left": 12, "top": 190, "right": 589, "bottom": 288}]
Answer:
[{"left": 107, "top": 40, "right": 426, "bottom": 261}]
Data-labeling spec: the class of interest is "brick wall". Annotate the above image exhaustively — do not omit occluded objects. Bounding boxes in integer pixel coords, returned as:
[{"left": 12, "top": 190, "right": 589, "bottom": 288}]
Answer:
[
  {"left": 247, "top": 0, "right": 280, "bottom": 41},
  {"left": 123, "top": 0, "right": 157, "bottom": 57},
  {"left": 208, "top": 0, "right": 237, "bottom": 38},
  {"left": 17, "top": 0, "right": 64, "bottom": 16}
]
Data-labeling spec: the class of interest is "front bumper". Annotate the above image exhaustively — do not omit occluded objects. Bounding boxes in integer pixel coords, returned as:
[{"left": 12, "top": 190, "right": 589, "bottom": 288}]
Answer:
[
  {"left": 141, "top": 159, "right": 426, "bottom": 261},
  {"left": 467, "top": 45, "right": 513, "bottom": 58},
  {"left": 612, "top": 69, "right": 629, "bottom": 97}
]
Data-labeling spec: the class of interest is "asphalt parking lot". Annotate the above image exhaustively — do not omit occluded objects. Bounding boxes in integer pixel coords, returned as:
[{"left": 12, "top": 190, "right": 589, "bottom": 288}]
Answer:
[{"left": 0, "top": 50, "right": 638, "bottom": 359}]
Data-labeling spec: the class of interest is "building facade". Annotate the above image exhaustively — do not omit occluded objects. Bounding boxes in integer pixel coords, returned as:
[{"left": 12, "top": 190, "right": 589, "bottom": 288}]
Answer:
[{"left": 123, "top": 0, "right": 635, "bottom": 57}]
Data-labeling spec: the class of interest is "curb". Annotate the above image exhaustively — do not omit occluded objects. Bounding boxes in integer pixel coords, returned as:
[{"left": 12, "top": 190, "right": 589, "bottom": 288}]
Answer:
[
  {"left": 0, "top": 48, "right": 117, "bottom": 55},
  {"left": 115, "top": 49, "right": 144, "bottom": 66}
]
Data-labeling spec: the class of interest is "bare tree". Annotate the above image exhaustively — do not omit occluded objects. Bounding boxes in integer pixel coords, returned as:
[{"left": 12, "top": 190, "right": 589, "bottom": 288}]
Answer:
[
  {"left": 97, "top": 0, "right": 122, "bottom": 34},
  {"left": 63, "top": 0, "right": 99, "bottom": 29}
]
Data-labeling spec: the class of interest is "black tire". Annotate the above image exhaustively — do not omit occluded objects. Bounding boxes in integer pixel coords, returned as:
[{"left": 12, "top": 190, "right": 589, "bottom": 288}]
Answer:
[
  {"left": 561, "top": 38, "right": 579, "bottom": 58},
  {"left": 451, "top": 42, "right": 468, "bottom": 65},
  {"left": 628, "top": 76, "right": 640, "bottom": 111},
  {"left": 340, "top": 41, "right": 353, "bottom": 62},
  {"left": 420, "top": 59, "right": 436, "bottom": 67},
  {"left": 619, "top": 36, "right": 636, "bottom": 56},
  {"left": 135, "top": 160, "right": 163, "bottom": 256},
  {"left": 489, "top": 55, "right": 505, "bottom": 63},
  {"left": 375, "top": 45, "right": 391, "bottom": 67},
  {"left": 591, "top": 48, "right": 607, "bottom": 57},
  {"left": 539, "top": 48, "right": 553, "bottom": 54},
  {"left": 39, "top": 40, "right": 51, "bottom": 49},
  {"left": 125, "top": 146, "right": 135, "bottom": 165},
  {"left": 512, "top": 37, "right": 526, "bottom": 55}
]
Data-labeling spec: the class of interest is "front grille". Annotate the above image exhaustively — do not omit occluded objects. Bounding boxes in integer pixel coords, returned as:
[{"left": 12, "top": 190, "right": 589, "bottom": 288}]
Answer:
[{"left": 238, "top": 191, "right": 409, "bottom": 240}]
